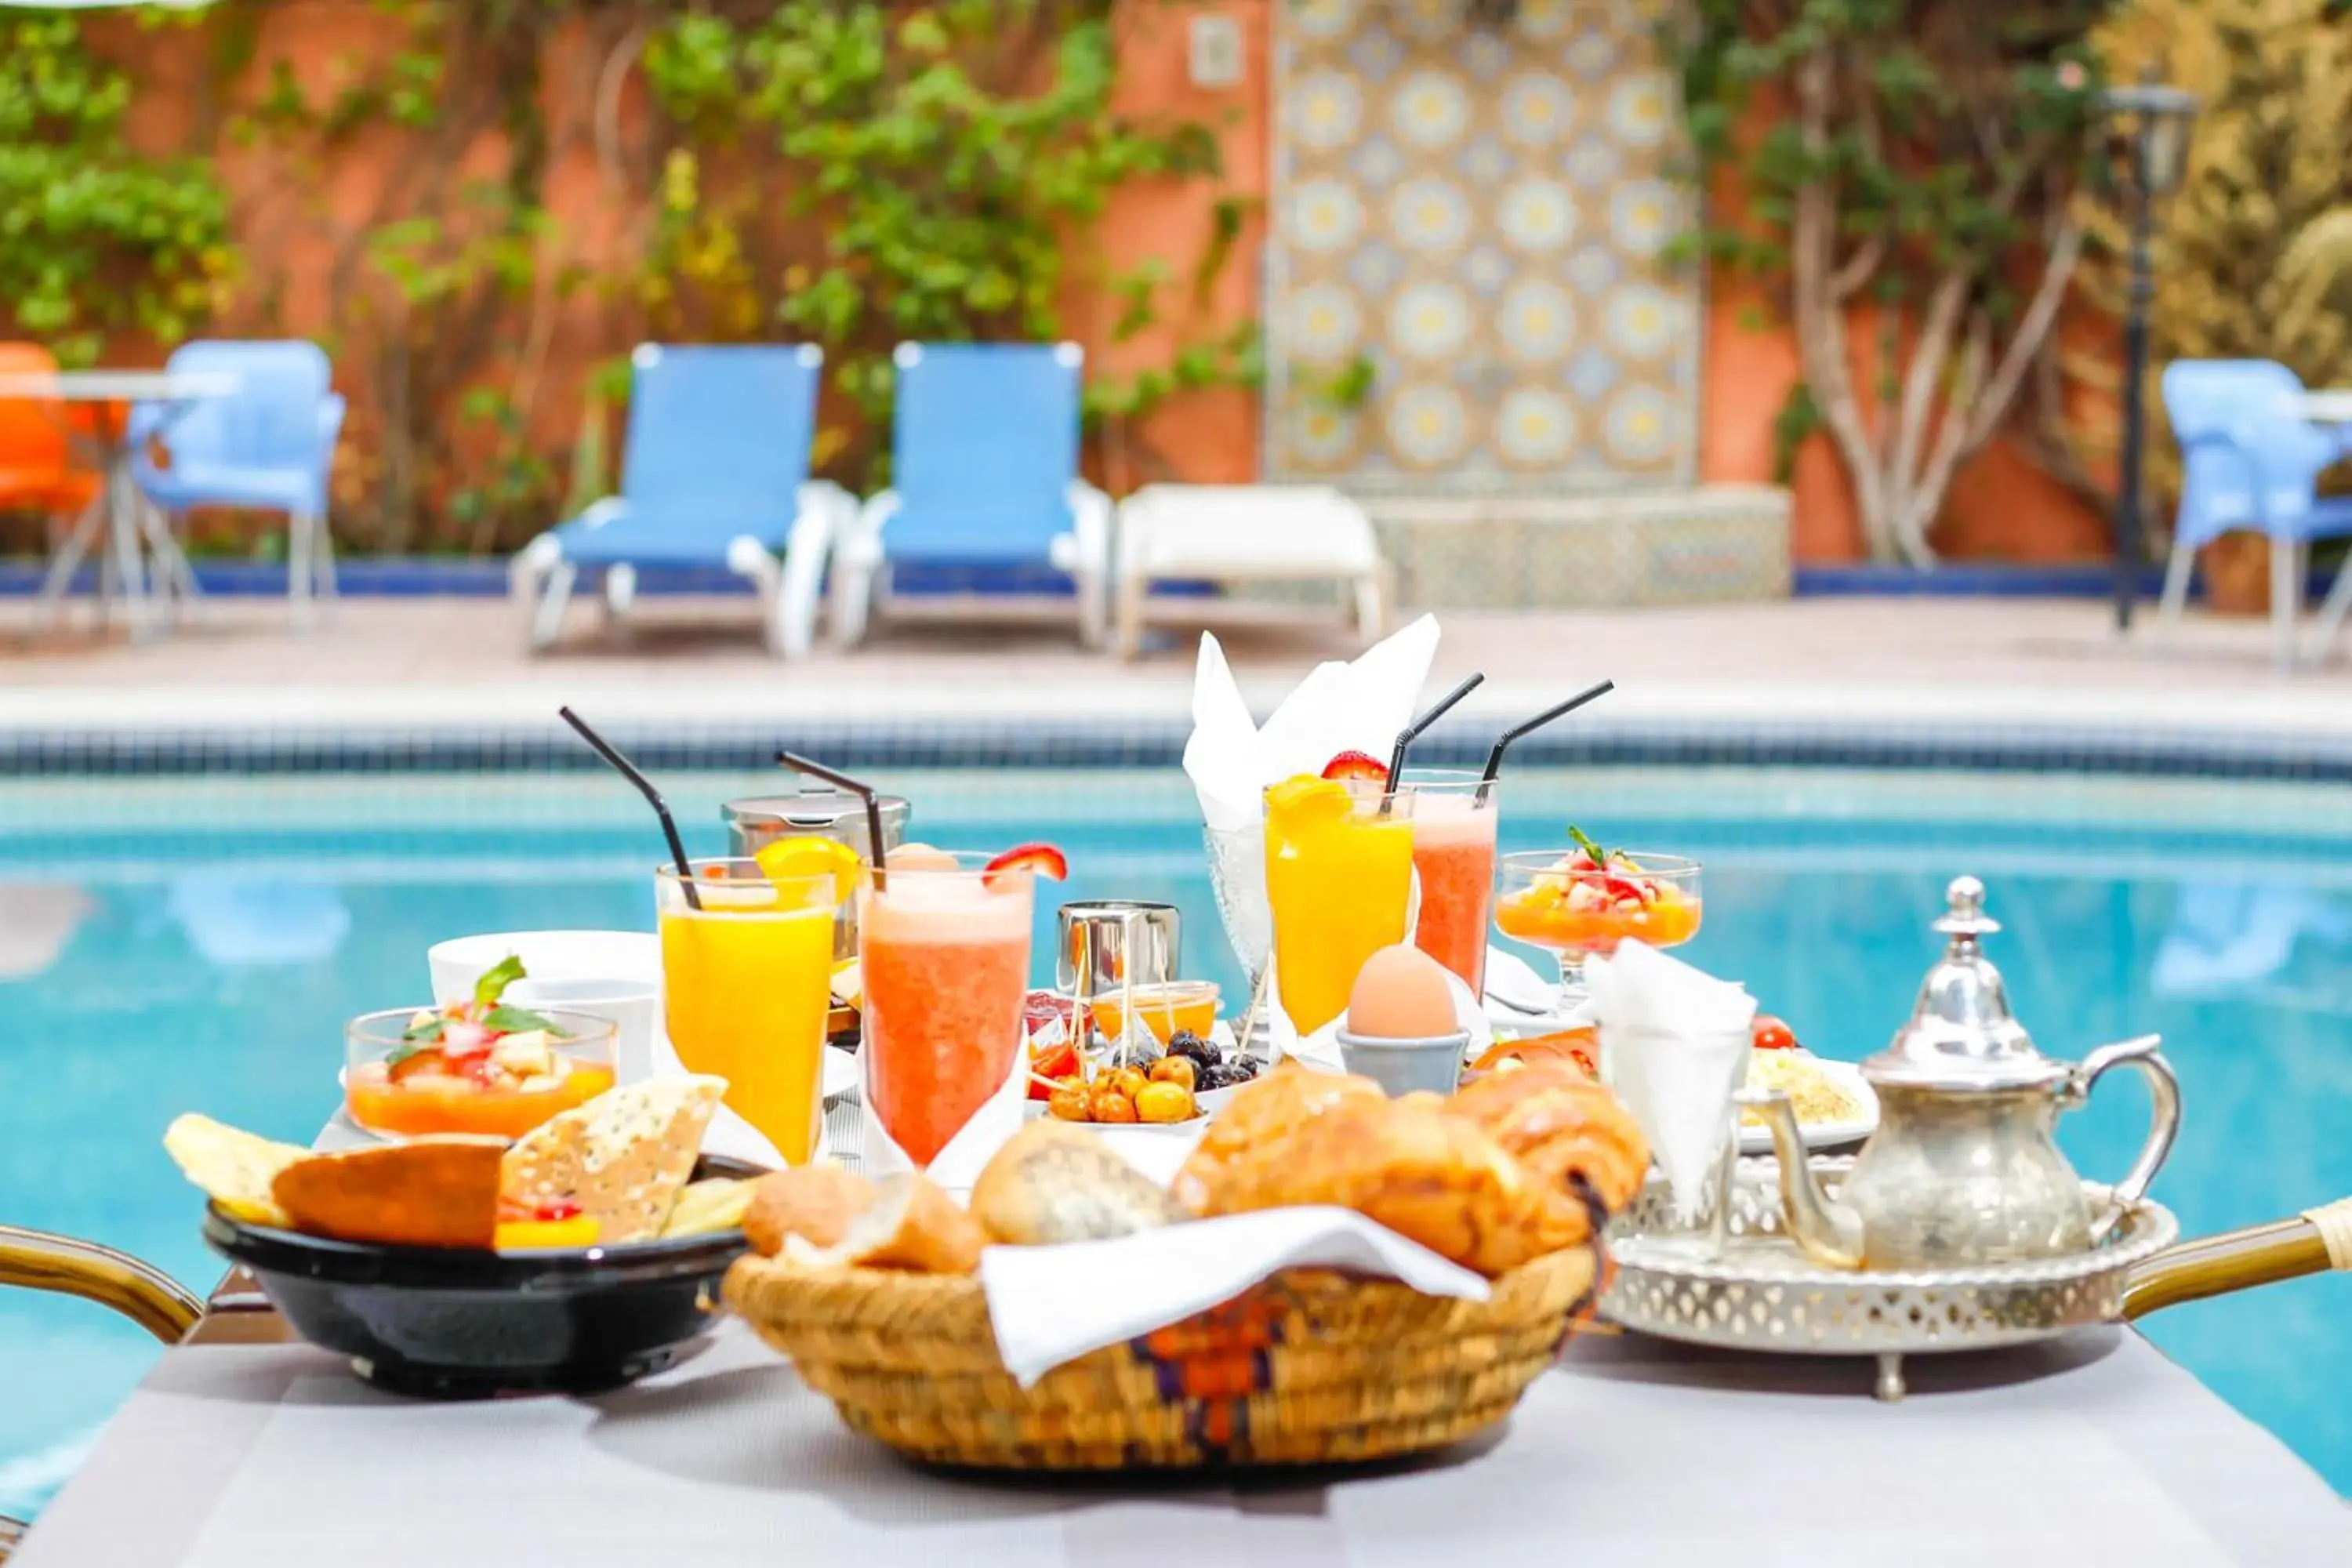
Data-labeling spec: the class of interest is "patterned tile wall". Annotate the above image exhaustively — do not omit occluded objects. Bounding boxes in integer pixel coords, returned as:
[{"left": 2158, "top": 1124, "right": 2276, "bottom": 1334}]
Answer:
[{"left": 1265, "top": 0, "right": 1699, "bottom": 492}]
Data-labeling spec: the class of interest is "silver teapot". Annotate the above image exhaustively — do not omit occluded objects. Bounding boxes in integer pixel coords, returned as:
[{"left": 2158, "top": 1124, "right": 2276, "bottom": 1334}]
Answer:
[{"left": 1749, "top": 876, "right": 2182, "bottom": 1271}]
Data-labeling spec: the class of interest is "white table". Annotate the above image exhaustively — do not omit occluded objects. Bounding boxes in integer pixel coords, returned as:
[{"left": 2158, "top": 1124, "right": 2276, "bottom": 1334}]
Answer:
[
  {"left": 13, "top": 1319, "right": 2349, "bottom": 1566},
  {"left": 0, "top": 370, "right": 238, "bottom": 644}
]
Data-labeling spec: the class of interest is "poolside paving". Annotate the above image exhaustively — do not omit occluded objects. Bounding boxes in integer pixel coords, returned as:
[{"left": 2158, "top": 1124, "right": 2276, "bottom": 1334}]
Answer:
[{"left": 3, "top": 593, "right": 2350, "bottom": 741}]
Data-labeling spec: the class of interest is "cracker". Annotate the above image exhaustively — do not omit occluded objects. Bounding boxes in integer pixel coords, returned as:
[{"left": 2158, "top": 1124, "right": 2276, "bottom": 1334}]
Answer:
[
  {"left": 501, "top": 1076, "right": 724, "bottom": 1243},
  {"left": 163, "top": 1114, "right": 309, "bottom": 1228}
]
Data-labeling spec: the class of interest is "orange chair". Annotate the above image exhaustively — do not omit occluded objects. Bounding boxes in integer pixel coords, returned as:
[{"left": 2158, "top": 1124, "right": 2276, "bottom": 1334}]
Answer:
[{"left": 0, "top": 342, "right": 102, "bottom": 527}]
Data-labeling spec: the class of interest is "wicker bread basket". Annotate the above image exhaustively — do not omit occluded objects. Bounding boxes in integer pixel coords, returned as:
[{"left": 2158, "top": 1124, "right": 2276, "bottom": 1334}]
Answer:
[{"left": 724, "top": 1243, "right": 1599, "bottom": 1469}]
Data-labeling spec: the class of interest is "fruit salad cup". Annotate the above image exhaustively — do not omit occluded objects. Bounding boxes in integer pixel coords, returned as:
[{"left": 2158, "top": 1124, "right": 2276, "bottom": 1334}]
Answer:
[
  {"left": 657, "top": 851, "right": 849, "bottom": 1167},
  {"left": 1264, "top": 774, "right": 1417, "bottom": 1039},
  {"left": 1494, "top": 844, "right": 1703, "bottom": 1011},
  {"left": 1396, "top": 768, "right": 1501, "bottom": 999},
  {"left": 345, "top": 1004, "right": 617, "bottom": 1142}
]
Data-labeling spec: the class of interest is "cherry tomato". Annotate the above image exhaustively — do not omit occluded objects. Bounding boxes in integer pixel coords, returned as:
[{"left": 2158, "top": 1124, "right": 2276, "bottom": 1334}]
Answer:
[{"left": 1751, "top": 1015, "right": 1798, "bottom": 1051}]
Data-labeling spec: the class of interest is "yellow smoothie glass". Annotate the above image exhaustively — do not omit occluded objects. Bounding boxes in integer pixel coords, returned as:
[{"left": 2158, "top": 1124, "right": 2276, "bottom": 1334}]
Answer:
[
  {"left": 655, "top": 854, "right": 846, "bottom": 1166},
  {"left": 1263, "top": 776, "right": 1417, "bottom": 1037}
]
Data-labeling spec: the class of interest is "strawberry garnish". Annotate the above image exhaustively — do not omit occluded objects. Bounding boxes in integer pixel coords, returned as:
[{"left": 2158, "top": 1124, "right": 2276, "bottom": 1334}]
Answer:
[
  {"left": 985, "top": 843, "right": 1069, "bottom": 885},
  {"left": 1321, "top": 750, "right": 1391, "bottom": 784}
]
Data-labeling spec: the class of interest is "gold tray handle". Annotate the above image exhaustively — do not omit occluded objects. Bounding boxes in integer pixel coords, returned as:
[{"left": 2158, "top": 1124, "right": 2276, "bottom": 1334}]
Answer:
[
  {"left": 0, "top": 1225, "right": 203, "bottom": 1345},
  {"left": 2122, "top": 1196, "right": 2352, "bottom": 1322}
]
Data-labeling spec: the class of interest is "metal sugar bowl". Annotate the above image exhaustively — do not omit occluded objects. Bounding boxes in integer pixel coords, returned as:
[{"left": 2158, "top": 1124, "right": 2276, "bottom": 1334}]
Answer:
[{"left": 1748, "top": 877, "right": 2182, "bottom": 1271}]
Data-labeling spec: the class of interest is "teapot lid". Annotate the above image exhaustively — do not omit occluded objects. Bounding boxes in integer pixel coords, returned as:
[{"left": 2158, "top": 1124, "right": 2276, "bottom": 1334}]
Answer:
[{"left": 1863, "top": 877, "right": 2071, "bottom": 1091}]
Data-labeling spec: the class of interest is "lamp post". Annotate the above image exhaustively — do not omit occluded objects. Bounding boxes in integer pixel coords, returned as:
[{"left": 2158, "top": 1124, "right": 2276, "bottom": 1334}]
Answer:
[{"left": 2096, "top": 71, "right": 2198, "bottom": 633}]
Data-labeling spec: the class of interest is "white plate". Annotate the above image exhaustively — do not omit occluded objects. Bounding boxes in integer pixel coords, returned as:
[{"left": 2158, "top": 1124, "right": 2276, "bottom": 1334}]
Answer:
[{"left": 1736, "top": 1055, "right": 1878, "bottom": 1153}]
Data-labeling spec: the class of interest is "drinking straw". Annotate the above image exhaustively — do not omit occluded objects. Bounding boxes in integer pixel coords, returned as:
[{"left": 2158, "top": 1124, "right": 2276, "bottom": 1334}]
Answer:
[
  {"left": 1385, "top": 672, "right": 1486, "bottom": 793},
  {"left": 558, "top": 706, "right": 700, "bottom": 909},
  {"left": 775, "top": 751, "right": 888, "bottom": 873},
  {"left": 1477, "top": 678, "right": 1617, "bottom": 801}
]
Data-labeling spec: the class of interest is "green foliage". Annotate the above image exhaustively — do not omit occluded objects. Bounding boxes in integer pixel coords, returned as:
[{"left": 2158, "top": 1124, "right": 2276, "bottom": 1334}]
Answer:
[
  {"left": 640, "top": 0, "right": 1251, "bottom": 485},
  {"left": 0, "top": 13, "right": 229, "bottom": 365},
  {"left": 1668, "top": 0, "right": 2108, "bottom": 563}
]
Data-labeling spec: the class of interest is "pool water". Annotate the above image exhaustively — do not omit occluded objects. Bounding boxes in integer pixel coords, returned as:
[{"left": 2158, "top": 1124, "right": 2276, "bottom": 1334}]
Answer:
[{"left": 3, "top": 764, "right": 2350, "bottom": 1513}]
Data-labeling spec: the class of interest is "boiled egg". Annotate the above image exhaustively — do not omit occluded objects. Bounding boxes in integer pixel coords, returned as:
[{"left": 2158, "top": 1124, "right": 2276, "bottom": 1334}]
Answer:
[{"left": 1346, "top": 943, "right": 1458, "bottom": 1040}]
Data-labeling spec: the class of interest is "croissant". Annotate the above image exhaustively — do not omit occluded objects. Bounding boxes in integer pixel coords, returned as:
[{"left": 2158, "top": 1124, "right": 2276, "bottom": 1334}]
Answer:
[
  {"left": 1184, "top": 1089, "right": 1590, "bottom": 1276},
  {"left": 1170, "top": 1063, "right": 1384, "bottom": 1214},
  {"left": 1448, "top": 1058, "right": 1651, "bottom": 1215}
]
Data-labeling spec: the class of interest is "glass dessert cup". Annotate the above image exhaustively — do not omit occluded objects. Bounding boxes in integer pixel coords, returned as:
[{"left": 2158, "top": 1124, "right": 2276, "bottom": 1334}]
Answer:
[
  {"left": 857, "top": 852, "right": 1037, "bottom": 1169},
  {"left": 1493, "top": 850, "right": 1704, "bottom": 1012},
  {"left": 1396, "top": 768, "right": 1500, "bottom": 999},
  {"left": 344, "top": 1007, "right": 618, "bottom": 1142},
  {"left": 1090, "top": 978, "right": 1221, "bottom": 1050},
  {"left": 1264, "top": 778, "right": 1417, "bottom": 1039},
  {"left": 657, "top": 858, "right": 844, "bottom": 1167}
]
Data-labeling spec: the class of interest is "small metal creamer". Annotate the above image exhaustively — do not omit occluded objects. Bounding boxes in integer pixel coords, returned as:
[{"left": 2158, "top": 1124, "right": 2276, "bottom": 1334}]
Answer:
[{"left": 1751, "top": 875, "right": 2183, "bottom": 1271}]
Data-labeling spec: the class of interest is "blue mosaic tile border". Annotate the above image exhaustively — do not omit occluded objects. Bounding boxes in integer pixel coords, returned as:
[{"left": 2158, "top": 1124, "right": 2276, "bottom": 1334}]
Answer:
[{"left": 6, "top": 717, "right": 2351, "bottom": 782}]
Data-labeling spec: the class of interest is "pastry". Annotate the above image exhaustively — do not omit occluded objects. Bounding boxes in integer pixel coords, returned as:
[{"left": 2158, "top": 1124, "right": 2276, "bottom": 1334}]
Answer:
[
  {"left": 1171, "top": 1063, "right": 1383, "bottom": 1213},
  {"left": 833, "top": 1174, "right": 986, "bottom": 1275},
  {"left": 1448, "top": 1058, "right": 1650, "bottom": 1213}
]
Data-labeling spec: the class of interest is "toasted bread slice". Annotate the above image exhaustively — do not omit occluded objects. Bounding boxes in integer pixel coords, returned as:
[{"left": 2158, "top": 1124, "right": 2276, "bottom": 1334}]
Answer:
[
  {"left": 164, "top": 1114, "right": 309, "bottom": 1228},
  {"left": 270, "top": 1136, "right": 506, "bottom": 1248},
  {"left": 501, "top": 1076, "right": 724, "bottom": 1243}
]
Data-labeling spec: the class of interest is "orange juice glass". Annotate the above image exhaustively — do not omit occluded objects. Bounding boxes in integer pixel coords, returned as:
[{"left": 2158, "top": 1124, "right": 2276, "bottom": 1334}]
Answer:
[
  {"left": 858, "top": 853, "right": 1036, "bottom": 1168},
  {"left": 1264, "top": 778, "right": 1417, "bottom": 1038},
  {"left": 657, "top": 858, "right": 841, "bottom": 1166},
  {"left": 1091, "top": 980, "right": 1221, "bottom": 1047},
  {"left": 1399, "top": 769, "right": 1500, "bottom": 998}
]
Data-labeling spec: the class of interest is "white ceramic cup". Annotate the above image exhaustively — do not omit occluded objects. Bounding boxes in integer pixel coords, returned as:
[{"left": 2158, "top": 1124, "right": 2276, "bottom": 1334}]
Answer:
[
  {"left": 427, "top": 930, "right": 659, "bottom": 1002},
  {"left": 504, "top": 975, "right": 660, "bottom": 1087},
  {"left": 427, "top": 931, "right": 662, "bottom": 1083}
]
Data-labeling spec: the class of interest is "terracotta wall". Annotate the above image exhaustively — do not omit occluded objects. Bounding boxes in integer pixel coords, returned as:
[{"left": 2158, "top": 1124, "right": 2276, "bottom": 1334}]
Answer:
[{"left": 96, "top": 1, "right": 2103, "bottom": 562}]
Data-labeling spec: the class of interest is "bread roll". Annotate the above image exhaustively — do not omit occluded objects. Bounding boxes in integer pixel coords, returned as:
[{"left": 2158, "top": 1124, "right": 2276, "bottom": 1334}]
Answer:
[
  {"left": 742, "top": 1165, "right": 877, "bottom": 1257},
  {"left": 834, "top": 1174, "right": 985, "bottom": 1275},
  {"left": 1171, "top": 1064, "right": 1382, "bottom": 1213},
  {"left": 1185, "top": 1092, "right": 1588, "bottom": 1276},
  {"left": 1447, "top": 1058, "right": 1650, "bottom": 1214},
  {"left": 970, "top": 1120, "right": 1187, "bottom": 1245}
]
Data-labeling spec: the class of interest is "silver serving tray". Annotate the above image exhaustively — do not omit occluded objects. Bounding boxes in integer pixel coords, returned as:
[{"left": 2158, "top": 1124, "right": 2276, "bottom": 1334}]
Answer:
[{"left": 1600, "top": 1156, "right": 2182, "bottom": 1399}]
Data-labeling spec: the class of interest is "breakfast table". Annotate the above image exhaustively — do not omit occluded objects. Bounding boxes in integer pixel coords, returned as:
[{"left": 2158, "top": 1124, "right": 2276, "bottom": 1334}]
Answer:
[
  {"left": 0, "top": 368, "right": 238, "bottom": 644},
  {"left": 13, "top": 1305, "right": 2349, "bottom": 1566}
]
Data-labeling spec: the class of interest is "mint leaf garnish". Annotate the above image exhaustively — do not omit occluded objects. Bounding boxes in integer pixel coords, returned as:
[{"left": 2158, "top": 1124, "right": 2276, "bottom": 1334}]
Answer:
[
  {"left": 401, "top": 1015, "right": 447, "bottom": 1044},
  {"left": 481, "top": 1005, "right": 568, "bottom": 1037},
  {"left": 385, "top": 1038, "right": 434, "bottom": 1069},
  {"left": 1567, "top": 825, "right": 1610, "bottom": 866},
  {"left": 473, "top": 953, "right": 527, "bottom": 1007}
]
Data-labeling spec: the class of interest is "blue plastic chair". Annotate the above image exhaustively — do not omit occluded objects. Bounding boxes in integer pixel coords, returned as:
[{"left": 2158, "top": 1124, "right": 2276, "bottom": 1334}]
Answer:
[
  {"left": 514, "top": 343, "right": 847, "bottom": 656},
  {"left": 831, "top": 342, "right": 1110, "bottom": 648},
  {"left": 2158, "top": 359, "right": 2352, "bottom": 669},
  {"left": 129, "top": 340, "right": 343, "bottom": 628}
]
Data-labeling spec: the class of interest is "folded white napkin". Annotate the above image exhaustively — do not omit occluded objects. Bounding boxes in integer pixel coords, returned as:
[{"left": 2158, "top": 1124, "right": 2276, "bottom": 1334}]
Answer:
[
  {"left": 1181, "top": 615, "right": 1443, "bottom": 833},
  {"left": 978, "top": 1206, "right": 1490, "bottom": 1385},
  {"left": 1587, "top": 940, "right": 1755, "bottom": 1225}
]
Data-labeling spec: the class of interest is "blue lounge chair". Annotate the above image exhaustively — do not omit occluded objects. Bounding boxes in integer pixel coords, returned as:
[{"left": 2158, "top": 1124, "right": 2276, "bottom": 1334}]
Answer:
[
  {"left": 830, "top": 342, "right": 1111, "bottom": 648},
  {"left": 129, "top": 339, "right": 344, "bottom": 630},
  {"left": 512, "top": 343, "right": 850, "bottom": 656},
  {"left": 2158, "top": 358, "right": 2352, "bottom": 670}
]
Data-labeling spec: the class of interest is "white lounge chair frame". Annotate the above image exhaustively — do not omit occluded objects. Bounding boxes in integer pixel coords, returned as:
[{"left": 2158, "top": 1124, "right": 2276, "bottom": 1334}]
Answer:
[
  {"left": 510, "top": 484, "right": 855, "bottom": 659},
  {"left": 1109, "top": 484, "right": 1390, "bottom": 659}
]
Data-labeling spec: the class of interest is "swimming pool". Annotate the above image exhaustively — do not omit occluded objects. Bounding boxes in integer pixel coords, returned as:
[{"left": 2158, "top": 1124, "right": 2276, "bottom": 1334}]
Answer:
[{"left": 3, "top": 763, "right": 2350, "bottom": 1513}]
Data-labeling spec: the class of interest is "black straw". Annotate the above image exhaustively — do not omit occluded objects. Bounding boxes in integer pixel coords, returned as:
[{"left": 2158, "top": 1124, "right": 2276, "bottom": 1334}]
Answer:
[
  {"left": 1387, "top": 672, "right": 1486, "bottom": 785},
  {"left": 1479, "top": 679, "right": 1616, "bottom": 800},
  {"left": 776, "top": 752, "right": 888, "bottom": 873},
  {"left": 559, "top": 706, "right": 700, "bottom": 909}
]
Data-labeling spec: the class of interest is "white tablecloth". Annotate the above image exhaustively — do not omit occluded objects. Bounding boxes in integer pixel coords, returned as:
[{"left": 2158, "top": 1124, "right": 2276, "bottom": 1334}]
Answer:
[{"left": 14, "top": 1319, "right": 2347, "bottom": 1566}]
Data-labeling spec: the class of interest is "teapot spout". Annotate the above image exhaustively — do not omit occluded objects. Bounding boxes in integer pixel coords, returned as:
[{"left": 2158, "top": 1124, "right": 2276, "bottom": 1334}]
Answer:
[{"left": 1738, "top": 1088, "right": 1866, "bottom": 1269}]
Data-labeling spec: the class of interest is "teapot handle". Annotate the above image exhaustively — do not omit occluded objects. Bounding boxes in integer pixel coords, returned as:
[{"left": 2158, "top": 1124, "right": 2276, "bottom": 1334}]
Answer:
[{"left": 2075, "top": 1034, "right": 2181, "bottom": 1244}]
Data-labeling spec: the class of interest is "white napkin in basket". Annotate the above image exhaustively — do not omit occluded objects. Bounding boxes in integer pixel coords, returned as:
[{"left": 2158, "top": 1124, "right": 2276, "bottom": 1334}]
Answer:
[
  {"left": 1182, "top": 615, "right": 1443, "bottom": 833},
  {"left": 978, "top": 1206, "right": 1490, "bottom": 1385}
]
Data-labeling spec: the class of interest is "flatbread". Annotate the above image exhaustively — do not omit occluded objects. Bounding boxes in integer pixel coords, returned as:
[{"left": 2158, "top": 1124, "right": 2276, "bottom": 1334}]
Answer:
[
  {"left": 661, "top": 1176, "right": 760, "bottom": 1240},
  {"left": 501, "top": 1076, "right": 724, "bottom": 1243},
  {"left": 270, "top": 1137, "right": 506, "bottom": 1248},
  {"left": 164, "top": 1114, "right": 308, "bottom": 1228}
]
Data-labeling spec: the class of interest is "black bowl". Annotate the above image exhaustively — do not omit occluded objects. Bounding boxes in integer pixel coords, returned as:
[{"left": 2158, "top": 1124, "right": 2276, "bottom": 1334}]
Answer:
[{"left": 203, "top": 1154, "right": 763, "bottom": 1399}]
